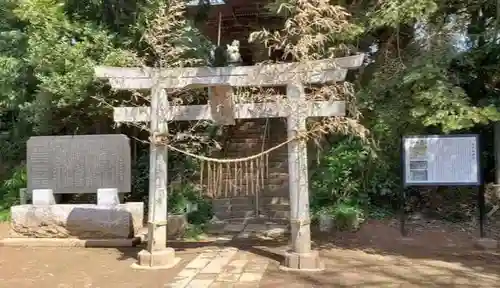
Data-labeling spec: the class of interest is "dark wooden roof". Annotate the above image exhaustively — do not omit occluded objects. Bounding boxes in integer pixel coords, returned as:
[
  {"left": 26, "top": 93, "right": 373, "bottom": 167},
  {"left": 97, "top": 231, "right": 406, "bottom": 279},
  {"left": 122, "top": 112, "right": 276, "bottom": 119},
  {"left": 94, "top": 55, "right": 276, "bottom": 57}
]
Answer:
[{"left": 186, "top": 0, "right": 283, "bottom": 47}]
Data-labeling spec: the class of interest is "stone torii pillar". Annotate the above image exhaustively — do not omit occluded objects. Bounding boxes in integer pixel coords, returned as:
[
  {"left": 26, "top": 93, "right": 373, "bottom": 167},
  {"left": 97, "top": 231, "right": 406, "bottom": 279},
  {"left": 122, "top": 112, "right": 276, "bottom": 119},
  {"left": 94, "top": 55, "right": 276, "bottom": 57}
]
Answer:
[
  {"left": 94, "top": 54, "right": 364, "bottom": 270},
  {"left": 284, "top": 82, "right": 317, "bottom": 269},
  {"left": 136, "top": 81, "right": 179, "bottom": 268}
]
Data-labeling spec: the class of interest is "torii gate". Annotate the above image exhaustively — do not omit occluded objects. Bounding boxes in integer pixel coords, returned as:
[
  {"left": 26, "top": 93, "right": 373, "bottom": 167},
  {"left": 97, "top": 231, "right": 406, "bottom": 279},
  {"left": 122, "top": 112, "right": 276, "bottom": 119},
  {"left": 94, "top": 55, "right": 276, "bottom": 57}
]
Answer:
[{"left": 95, "top": 54, "right": 364, "bottom": 270}]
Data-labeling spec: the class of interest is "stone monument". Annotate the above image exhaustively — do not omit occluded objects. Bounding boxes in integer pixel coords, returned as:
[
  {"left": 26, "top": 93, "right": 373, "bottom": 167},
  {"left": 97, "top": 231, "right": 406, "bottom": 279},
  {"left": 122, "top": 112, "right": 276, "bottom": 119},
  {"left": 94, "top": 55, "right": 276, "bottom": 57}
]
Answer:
[
  {"left": 7, "top": 134, "right": 143, "bottom": 244},
  {"left": 27, "top": 134, "right": 131, "bottom": 194}
]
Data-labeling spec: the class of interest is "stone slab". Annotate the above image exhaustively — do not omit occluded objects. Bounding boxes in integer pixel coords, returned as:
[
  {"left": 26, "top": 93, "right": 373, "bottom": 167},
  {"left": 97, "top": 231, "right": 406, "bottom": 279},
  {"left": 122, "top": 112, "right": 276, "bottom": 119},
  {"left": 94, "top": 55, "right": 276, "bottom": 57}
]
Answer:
[
  {"left": 9, "top": 202, "right": 143, "bottom": 239},
  {"left": 27, "top": 134, "right": 131, "bottom": 194},
  {"left": 186, "top": 258, "right": 211, "bottom": 270},
  {"left": 243, "top": 261, "right": 268, "bottom": 274},
  {"left": 216, "top": 271, "right": 241, "bottom": 282},
  {"left": 185, "top": 250, "right": 219, "bottom": 269},
  {"left": 199, "top": 248, "right": 238, "bottom": 274},
  {"left": 0, "top": 237, "right": 141, "bottom": 247},
  {"left": 264, "top": 226, "right": 288, "bottom": 238},
  {"left": 239, "top": 273, "right": 264, "bottom": 283},
  {"left": 230, "top": 197, "right": 254, "bottom": 205},
  {"left": 244, "top": 224, "right": 267, "bottom": 232},
  {"left": 225, "top": 224, "right": 245, "bottom": 233},
  {"left": 225, "top": 260, "right": 247, "bottom": 274},
  {"left": 167, "top": 269, "right": 199, "bottom": 288},
  {"left": 210, "top": 282, "right": 235, "bottom": 288},
  {"left": 187, "top": 279, "right": 214, "bottom": 288},
  {"left": 236, "top": 232, "right": 250, "bottom": 239}
]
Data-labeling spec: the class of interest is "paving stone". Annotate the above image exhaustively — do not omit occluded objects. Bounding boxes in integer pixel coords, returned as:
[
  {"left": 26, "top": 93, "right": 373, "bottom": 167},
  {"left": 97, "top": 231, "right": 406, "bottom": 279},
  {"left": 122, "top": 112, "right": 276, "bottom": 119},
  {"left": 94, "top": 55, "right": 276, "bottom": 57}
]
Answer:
[
  {"left": 210, "top": 282, "right": 235, "bottom": 288},
  {"left": 185, "top": 250, "right": 219, "bottom": 269},
  {"left": 264, "top": 225, "right": 288, "bottom": 237},
  {"left": 187, "top": 279, "right": 214, "bottom": 288},
  {"left": 220, "top": 247, "right": 239, "bottom": 254},
  {"left": 213, "top": 199, "right": 231, "bottom": 206},
  {"left": 230, "top": 197, "right": 254, "bottom": 205},
  {"left": 200, "top": 249, "right": 220, "bottom": 256},
  {"left": 178, "top": 269, "right": 199, "bottom": 278},
  {"left": 225, "top": 224, "right": 245, "bottom": 232},
  {"left": 236, "top": 232, "right": 250, "bottom": 239},
  {"left": 232, "top": 283, "right": 256, "bottom": 288},
  {"left": 166, "top": 249, "right": 266, "bottom": 288},
  {"left": 216, "top": 271, "right": 241, "bottom": 282},
  {"left": 185, "top": 258, "right": 211, "bottom": 269},
  {"left": 239, "top": 273, "right": 264, "bottom": 283},
  {"left": 225, "top": 260, "right": 248, "bottom": 274},
  {"left": 200, "top": 248, "right": 238, "bottom": 274},
  {"left": 194, "top": 273, "right": 219, "bottom": 279},
  {"left": 245, "top": 224, "right": 267, "bottom": 232},
  {"left": 244, "top": 261, "right": 268, "bottom": 274},
  {"left": 167, "top": 270, "right": 199, "bottom": 288}
]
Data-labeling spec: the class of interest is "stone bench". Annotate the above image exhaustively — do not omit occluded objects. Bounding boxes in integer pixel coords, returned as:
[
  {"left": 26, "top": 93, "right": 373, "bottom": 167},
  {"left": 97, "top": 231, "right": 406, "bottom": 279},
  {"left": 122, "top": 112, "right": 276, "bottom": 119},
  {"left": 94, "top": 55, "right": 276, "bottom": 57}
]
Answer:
[{"left": 9, "top": 188, "right": 143, "bottom": 239}]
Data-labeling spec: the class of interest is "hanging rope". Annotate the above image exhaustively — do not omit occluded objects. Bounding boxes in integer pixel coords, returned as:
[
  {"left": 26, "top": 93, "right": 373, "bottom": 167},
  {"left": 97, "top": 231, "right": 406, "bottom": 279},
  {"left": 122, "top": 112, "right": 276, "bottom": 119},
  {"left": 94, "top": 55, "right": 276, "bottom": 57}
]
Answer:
[
  {"left": 164, "top": 134, "right": 296, "bottom": 163},
  {"left": 152, "top": 125, "right": 314, "bottom": 199}
]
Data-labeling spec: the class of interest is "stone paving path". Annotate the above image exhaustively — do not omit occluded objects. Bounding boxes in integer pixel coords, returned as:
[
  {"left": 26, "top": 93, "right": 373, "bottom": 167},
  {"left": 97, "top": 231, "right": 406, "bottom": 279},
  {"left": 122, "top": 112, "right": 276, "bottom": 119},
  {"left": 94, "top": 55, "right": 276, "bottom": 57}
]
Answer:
[
  {"left": 207, "top": 218, "right": 288, "bottom": 240},
  {"left": 167, "top": 247, "right": 269, "bottom": 288}
]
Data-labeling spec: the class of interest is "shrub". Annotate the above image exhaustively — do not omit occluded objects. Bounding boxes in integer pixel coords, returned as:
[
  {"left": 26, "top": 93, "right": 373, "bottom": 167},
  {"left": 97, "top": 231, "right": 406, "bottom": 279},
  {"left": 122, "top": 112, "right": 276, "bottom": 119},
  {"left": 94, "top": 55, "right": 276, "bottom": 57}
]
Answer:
[
  {"left": 0, "top": 164, "right": 26, "bottom": 209},
  {"left": 316, "top": 202, "right": 365, "bottom": 231},
  {"left": 310, "top": 136, "right": 397, "bottom": 227},
  {"left": 168, "top": 182, "right": 213, "bottom": 225}
]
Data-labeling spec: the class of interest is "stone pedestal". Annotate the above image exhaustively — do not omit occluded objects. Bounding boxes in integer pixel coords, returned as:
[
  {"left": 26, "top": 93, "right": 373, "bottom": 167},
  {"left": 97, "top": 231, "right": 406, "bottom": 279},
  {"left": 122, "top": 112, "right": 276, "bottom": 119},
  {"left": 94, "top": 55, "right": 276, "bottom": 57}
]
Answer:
[
  {"left": 32, "top": 189, "right": 56, "bottom": 205},
  {"left": 281, "top": 250, "right": 324, "bottom": 271},
  {"left": 97, "top": 188, "right": 120, "bottom": 206},
  {"left": 134, "top": 247, "right": 180, "bottom": 269}
]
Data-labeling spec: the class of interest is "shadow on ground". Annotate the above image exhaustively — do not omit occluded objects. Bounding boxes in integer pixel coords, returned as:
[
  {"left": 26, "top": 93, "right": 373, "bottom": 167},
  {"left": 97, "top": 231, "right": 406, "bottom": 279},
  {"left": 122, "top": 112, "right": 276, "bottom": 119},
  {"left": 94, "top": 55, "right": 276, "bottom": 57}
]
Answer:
[{"left": 114, "top": 218, "right": 500, "bottom": 287}]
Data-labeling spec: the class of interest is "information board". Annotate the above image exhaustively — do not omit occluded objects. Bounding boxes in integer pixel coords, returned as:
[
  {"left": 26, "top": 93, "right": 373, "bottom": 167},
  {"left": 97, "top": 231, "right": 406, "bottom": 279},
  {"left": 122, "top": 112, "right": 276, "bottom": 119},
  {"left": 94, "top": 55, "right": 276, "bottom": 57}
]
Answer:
[{"left": 402, "top": 135, "right": 480, "bottom": 186}]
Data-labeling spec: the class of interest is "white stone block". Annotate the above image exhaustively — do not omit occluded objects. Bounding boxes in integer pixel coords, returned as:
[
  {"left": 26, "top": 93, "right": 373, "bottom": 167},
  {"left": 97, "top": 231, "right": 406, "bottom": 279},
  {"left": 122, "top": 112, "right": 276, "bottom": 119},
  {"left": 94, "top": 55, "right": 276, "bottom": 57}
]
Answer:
[
  {"left": 97, "top": 188, "right": 120, "bottom": 206},
  {"left": 32, "top": 189, "right": 55, "bottom": 205}
]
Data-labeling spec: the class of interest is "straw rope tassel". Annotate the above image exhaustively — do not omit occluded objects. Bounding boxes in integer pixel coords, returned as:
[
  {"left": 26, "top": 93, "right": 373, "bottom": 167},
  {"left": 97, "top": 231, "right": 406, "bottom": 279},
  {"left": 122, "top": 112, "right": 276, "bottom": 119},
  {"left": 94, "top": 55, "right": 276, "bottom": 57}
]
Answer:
[
  {"left": 245, "top": 160, "right": 249, "bottom": 196},
  {"left": 200, "top": 160, "right": 204, "bottom": 197},
  {"left": 261, "top": 155, "right": 265, "bottom": 193},
  {"left": 255, "top": 157, "right": 260, "bottom": 215},
  {"left": 225, "top": 162, "right": 230, "bottom": 198},
  {"left": 234, "top": 161, "right": 238, "bottom": 196},
  {"left": 218, "top": 163, "right": 223, "bottom": 197},
  {"left": 250, "top": 159, "right": 254, "bottom": 197}
]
